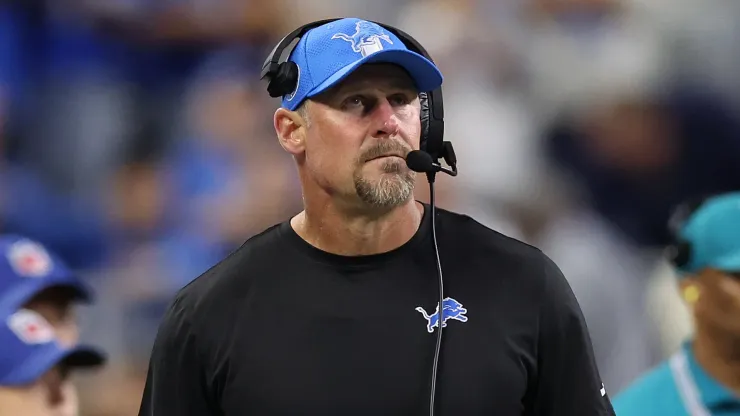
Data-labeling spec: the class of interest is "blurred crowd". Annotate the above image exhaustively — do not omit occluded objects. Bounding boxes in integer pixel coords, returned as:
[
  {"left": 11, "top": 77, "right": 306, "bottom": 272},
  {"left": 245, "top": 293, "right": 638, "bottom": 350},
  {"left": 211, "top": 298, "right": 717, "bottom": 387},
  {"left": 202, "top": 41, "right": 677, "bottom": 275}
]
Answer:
[{"left": 2, "top": 0, "right": 740, "bottom": 414}]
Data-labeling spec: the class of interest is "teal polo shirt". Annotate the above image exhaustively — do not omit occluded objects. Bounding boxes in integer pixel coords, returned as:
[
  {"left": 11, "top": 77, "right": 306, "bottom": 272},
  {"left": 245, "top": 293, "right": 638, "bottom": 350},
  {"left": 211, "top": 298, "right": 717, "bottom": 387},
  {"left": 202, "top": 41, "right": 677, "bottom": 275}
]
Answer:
[{"left": 614, "top": 342, "right": 740, "bottom": 415}]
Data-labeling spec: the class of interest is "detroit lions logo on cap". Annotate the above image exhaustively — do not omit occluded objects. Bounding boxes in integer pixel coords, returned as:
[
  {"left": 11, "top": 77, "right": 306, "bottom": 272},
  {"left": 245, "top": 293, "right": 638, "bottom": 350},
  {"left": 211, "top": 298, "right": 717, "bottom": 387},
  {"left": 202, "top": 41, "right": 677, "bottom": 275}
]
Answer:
[
  {"left": 332, "top": 20, "right": 393, "bottom": 57},
  {"left": 416, "top": 297, "right": 468, "bottom": 333}
]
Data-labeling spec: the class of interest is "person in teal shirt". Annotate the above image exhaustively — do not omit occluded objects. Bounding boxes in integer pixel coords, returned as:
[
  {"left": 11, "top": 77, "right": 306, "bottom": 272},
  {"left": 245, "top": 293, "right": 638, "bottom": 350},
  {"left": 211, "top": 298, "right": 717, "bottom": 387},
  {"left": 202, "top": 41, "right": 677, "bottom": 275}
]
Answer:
[{"left": 614, "top": 192, "right": 740, "bottom": 415}]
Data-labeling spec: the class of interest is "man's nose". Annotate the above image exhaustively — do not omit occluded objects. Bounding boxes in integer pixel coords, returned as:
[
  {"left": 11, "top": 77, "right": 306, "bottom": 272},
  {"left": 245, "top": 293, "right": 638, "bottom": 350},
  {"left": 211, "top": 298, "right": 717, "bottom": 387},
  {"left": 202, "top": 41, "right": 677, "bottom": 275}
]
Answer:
[{"left": 371, "top": 99, "right": 399, "bottom": 137}]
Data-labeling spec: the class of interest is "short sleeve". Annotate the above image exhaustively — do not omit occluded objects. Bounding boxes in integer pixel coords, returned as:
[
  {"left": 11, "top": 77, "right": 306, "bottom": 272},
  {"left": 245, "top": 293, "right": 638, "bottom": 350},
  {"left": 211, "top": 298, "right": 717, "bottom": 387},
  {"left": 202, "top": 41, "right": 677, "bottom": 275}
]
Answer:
[
  {"left": 138, "top": 295, "right": 220, "bottom": 416},
  {"left": 526, "top": 255, "right": 616, "bottom": 416}
]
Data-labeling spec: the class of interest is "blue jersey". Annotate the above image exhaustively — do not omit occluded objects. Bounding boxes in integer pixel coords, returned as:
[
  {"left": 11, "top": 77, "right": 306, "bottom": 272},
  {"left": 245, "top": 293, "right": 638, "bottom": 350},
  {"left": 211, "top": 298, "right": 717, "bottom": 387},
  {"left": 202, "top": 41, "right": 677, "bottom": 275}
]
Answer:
[{"left": 613, "top": 342, "right": 740, "bottom": 415}]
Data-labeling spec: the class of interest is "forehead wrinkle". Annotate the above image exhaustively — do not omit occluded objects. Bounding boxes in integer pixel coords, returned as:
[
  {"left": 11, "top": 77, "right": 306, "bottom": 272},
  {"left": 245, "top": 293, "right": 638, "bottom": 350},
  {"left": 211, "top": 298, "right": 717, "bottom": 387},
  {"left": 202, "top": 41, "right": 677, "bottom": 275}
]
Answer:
[{"left": 334, "top": 67, "right": 417, "bottom": 95}]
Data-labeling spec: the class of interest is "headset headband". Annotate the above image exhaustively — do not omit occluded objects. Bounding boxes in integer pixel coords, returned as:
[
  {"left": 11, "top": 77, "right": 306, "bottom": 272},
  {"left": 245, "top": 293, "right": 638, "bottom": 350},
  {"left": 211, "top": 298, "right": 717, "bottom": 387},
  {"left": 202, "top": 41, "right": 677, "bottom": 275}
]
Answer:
[
  {"left": 260, "top": 19, "right": 338, "bottom": 81},
  {"left": 261, "top": 19, "right": 434, "bottom": 81},
  {"left": 260, "top": 18, "right": 447, "bottom": 161}
]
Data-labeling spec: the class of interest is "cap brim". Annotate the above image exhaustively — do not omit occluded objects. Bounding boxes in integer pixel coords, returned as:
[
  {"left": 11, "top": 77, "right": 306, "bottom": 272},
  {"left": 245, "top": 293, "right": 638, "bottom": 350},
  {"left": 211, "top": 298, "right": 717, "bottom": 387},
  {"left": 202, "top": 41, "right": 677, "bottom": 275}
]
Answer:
[
  {"left": 711, "top": 251, "right": 740, "bottom": 273},
  {"left": 306, "top": 49, "right": 443, "bottom": 100},
  {"left": 0, "top": 278, "right": 92, "bottom": 313},
  {"left": 60, "top": 346, "right": 106, "bottom": 369},
  {"left": 1, "top": 344, "right": 105, "bottom": 386}
]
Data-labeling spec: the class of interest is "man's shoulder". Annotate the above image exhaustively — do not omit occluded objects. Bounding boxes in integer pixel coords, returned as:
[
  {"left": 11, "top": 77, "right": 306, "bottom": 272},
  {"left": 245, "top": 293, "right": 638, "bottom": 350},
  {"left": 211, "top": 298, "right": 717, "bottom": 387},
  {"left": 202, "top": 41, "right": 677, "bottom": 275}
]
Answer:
[
  {"left": 612, "top": 360, "right": 684, "bottom": 416},
  {"left": 435, "top": 206, "right": 548, "bottom": 267},
  {"left": 432, "top": 206, "right": 565, "bottom": 301},
  {"left": 173, "top": 221, "right": 287, "bottom": 309}
]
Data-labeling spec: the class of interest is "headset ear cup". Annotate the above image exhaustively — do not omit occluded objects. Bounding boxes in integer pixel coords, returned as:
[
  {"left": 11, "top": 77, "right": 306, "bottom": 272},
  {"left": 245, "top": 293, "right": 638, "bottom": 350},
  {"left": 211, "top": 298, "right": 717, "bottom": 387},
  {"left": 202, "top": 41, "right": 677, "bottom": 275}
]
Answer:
[
  {"left": 267, "top": 62, "right": 299, "bottom": 98},
  {"left": 665, "top": 197, "right": 710, "bottom": 271},
  {"left": 667, "top": 240, "right": 692, "bottom": 269},
  {"left": 418, "top": 92, "right": 430, "bottom": 152}
]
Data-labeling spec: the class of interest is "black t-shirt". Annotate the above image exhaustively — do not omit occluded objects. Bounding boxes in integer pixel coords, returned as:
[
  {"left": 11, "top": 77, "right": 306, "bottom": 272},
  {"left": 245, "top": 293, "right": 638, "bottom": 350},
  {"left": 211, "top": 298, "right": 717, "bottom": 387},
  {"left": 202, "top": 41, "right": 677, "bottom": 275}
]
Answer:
[{"left": 139, "top": 204, "right": 616, "bottom": 416}]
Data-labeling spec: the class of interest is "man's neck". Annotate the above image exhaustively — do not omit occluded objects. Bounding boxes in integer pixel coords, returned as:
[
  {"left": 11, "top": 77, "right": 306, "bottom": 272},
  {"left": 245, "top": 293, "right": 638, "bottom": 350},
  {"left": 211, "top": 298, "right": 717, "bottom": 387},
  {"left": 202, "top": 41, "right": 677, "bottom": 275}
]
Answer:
[
  {"left": 291, "top": 199, "right": 424, "bottom": 256},
  {"left": 693, "top": 329, "right": 740, "bottom": 396}
]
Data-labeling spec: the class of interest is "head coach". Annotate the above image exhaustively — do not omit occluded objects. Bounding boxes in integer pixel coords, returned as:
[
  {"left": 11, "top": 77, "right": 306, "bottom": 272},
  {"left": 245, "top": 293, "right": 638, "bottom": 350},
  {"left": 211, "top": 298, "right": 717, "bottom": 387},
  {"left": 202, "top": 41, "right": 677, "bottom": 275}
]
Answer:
[
  {"left": 614, "top": 192, "right": 740, "bottom": 415},
  {"left": 138, "top": 17, "right": 614, "bottom": 416}
]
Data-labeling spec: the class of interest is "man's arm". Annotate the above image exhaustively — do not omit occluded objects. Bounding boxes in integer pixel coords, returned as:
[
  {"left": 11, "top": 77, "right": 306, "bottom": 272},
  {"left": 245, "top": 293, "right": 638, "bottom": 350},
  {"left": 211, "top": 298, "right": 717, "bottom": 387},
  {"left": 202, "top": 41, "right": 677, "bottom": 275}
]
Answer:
[
  {"left": 526, "top": 255, "right": 616, "bottom": 416},
  {"left": 138, "top": 295, "right": 218, "bottom": 416}
]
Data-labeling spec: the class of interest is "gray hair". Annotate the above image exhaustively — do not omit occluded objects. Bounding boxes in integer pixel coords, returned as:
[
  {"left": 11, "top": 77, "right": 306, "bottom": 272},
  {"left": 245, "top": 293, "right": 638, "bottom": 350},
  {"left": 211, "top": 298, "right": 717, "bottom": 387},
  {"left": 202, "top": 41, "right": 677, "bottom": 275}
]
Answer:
[{"left": 295, "top": 101, "right": 310, "bottom": 127}]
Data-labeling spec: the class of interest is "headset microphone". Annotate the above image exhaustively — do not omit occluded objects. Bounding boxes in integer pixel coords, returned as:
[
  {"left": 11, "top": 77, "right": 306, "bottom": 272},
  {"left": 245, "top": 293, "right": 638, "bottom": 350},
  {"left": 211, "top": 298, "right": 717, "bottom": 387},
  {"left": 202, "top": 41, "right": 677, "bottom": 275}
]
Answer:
[
  {"left": 406, "top": 147, "right": 457, "bottom": 416},
  {"left": 406, "top": 150, "right": 458, "bottom": 178}
]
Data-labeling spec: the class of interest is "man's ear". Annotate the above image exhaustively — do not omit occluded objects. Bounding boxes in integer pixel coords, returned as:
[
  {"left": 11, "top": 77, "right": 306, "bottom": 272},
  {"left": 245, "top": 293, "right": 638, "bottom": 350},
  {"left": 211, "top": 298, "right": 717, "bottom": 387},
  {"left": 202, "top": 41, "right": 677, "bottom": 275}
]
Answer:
[{"left": 274, "top": 107, "right": 307, "bottom": 156}]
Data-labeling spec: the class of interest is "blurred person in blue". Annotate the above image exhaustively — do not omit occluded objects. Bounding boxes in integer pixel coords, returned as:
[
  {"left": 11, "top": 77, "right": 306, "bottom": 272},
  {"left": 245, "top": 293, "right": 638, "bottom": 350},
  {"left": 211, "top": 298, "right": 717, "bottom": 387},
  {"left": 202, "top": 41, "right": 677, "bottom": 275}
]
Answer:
[
  {"left": 0, "top": 2, "right": 112, "bottom": 271},
  {"left": 0, "top": 308, "right": 104, "bottom": 416},
  {"left": 158, "top": 47, "right": 300, "bottom": 289},
  {"left": 0, "top": 234, "right": 106, "bottom": 416},
  {"left": 104, "top": 49, "right": 301, "bottom": 366},
  {"left": 614, "top": 192, "right": 740, "bottom": 415},
  {"left": 0, "top": 235, "right": 94, "bottom": 346}
]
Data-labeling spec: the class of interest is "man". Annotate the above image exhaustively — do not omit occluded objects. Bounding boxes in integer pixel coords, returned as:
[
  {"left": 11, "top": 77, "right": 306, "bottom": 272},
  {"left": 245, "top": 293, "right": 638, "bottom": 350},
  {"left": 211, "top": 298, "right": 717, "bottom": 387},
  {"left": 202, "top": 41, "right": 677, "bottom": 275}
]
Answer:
[
  {"left": 614, "top": 192, "right": 740, "bottom": 415},
  {"left": 0, "top": 234, "right": 105, "bottom": 415},
  {"left": 139, "top": 18, "right": 614, "bottom": 415},
  {"left": 0, "top": 308, "right": 105, "bottom": 416}
]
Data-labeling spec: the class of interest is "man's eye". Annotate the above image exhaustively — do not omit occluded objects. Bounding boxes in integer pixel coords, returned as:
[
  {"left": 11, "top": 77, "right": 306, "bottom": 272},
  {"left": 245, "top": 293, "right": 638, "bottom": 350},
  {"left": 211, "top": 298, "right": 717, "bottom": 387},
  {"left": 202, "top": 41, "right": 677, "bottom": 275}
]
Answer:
[
  {"left": 389, "top": 95, "right": 410, "bottom": 106},
  {"left": 343, "top": 96, "right": 365, "bottom": 109}
]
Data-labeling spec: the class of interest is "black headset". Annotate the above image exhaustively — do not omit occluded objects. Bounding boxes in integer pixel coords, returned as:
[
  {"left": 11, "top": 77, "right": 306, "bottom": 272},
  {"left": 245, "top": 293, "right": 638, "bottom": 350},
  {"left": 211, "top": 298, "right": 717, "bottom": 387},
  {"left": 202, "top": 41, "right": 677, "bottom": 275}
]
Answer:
[
  {"left": 666, "top": 195, "right": 712, "bottom": 270},
  {"left": 260, "top": 18, "right": 452, "bottom": 164}
]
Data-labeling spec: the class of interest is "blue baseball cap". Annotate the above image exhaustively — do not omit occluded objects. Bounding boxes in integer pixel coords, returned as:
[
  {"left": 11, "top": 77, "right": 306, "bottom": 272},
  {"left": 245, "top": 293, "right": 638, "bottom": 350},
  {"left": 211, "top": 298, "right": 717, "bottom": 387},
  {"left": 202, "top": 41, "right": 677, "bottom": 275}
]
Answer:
[
  {"left": 281, "top": 18, "right": 443, "bottom": 110},
  {"left": 0, "top": 235, "right": 93, "bottom": 314},
  {"left": 0, "top": 308, "right": 105, "bottom": 386},
  {"left": 677, "top": 192, "right": 740, "bottom": 273}
]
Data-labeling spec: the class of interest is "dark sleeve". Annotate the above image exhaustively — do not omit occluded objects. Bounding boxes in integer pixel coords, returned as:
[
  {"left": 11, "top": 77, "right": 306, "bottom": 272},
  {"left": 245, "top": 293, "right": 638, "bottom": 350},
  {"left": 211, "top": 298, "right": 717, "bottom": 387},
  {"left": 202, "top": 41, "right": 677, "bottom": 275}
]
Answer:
[
  {"left": 138, "top": 295, "right": 220, "bottom": 416},
  {"left": 526, "top": 255, "right": 616, "bottom": 416}
]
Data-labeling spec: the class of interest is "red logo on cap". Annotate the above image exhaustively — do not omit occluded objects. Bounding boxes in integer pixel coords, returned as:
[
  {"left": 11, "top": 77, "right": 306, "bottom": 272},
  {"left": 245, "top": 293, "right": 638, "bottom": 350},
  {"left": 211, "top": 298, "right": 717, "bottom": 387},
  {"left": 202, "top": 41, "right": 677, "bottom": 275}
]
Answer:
[
  {"left": 7, "top": 240, "right": 52, "bottom": 277},
  {"left": 7, "top": 309, "right": 55, "bottom": 344}
]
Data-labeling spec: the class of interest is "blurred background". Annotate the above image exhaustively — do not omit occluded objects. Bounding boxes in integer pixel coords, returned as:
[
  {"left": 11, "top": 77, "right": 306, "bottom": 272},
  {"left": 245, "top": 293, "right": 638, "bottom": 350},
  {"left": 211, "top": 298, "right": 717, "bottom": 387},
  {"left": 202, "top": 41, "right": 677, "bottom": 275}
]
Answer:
[{"left": 2, "top": 0, "right": 740, "bottom": 413}]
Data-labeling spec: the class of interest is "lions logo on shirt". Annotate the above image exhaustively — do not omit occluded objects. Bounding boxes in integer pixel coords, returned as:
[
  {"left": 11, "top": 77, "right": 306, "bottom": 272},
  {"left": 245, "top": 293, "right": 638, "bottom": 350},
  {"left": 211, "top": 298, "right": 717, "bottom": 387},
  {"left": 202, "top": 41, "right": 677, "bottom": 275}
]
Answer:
[
  {"left": 332, "top": 20, "right": 393, "bottom": 57},
  {"left": 416, "top": 297, "right": 468, "bottom": 333}
]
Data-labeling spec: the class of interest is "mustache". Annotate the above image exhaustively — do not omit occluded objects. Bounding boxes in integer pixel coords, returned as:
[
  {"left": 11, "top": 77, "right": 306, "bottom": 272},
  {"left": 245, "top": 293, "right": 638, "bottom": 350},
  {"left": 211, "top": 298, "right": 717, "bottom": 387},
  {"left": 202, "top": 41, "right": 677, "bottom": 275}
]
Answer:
[{"left": 360, "top": 141, "right": 412, "bottom": 162}]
